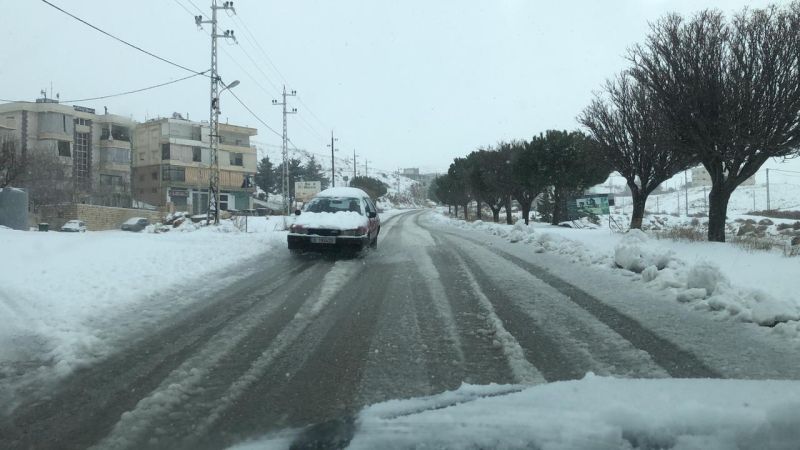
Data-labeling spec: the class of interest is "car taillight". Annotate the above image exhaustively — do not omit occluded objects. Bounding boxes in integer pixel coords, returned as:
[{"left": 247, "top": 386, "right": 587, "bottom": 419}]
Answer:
[{"left": 357, "top": 225, "right": 368, "bottom": 235}]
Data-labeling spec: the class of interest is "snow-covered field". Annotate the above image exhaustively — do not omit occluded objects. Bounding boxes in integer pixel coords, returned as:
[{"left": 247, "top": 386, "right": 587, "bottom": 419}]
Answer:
[
  {"left": 613, "top": 181, "right": 800, "bottom": 216},
  {"left": 431, "top": 213, "right": 800, "bottom": 340}
]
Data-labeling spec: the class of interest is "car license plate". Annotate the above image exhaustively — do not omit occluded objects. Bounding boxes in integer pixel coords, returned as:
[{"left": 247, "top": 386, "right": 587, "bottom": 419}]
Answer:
[{"left": 311, "top": 236, "right": 336, "bottom": 244}]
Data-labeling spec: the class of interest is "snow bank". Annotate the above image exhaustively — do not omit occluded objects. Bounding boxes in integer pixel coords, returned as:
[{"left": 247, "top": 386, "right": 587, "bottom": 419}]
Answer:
[
  {"left": 0, "top": 218, "right": 286, "bottom": 383},
  {"left": 432, "top": 212, "right": 800, "bottom": 336},
  {"left": 235, "top": 375, "right": 800, "bottom": 449}
]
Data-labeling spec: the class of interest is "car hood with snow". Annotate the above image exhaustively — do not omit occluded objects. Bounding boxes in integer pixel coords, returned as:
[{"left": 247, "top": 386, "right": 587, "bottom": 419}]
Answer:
[{"left": 234, "top": 375, "right": 800, "bottom": 449}]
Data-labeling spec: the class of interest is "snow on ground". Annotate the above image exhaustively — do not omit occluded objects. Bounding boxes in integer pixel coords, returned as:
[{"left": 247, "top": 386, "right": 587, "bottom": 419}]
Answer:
[
  {"left": 0, "top": 217, "right": 287, "bottom": 382},
  {"left": 232, "top": 375, "right": 800, "bottom": 450},
  {"left": 0, "top": 208, "right": 411, "bottom": 388},
  {"left": 430, "top": 213, "right": 800, "bottom": 339}
]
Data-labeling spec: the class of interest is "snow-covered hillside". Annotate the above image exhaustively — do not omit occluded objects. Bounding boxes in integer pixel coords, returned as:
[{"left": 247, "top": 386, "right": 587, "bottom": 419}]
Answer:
[{"left": 612, "top": 182, "right": 800, "bottom": 216}]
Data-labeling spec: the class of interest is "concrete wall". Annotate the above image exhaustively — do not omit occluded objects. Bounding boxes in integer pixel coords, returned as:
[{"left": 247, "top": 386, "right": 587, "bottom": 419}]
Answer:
[{"left": 37, "top": 204, "right": 163, "bottom": 231}]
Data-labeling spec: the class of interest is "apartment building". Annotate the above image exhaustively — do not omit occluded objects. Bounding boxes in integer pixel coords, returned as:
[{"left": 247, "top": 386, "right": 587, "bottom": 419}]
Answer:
[
  {"left": 0, "top": 97, "right": 135, "bottom": 207},
  {"left": 132, "top": 115, "right": 257, "bottom": 214}
]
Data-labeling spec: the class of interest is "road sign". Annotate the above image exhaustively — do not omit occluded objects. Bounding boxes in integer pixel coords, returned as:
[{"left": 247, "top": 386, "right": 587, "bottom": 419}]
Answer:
[
  {"left": 294, "top": 181, "right": 321, "bottom": 202},
  {"left": 567, "top": 194, "right": 610, "bottom": 220}
]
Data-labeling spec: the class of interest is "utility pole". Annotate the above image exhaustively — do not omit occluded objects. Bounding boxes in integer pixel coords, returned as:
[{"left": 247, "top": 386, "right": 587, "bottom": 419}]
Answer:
[
  {"left": 703, "top": 186, "right": 707, "bottom": 214},
  {"left": 352, "top": 149, "right": 358, "bottom": 180},
  {"left": 273, "top": 85, "right": 297, "bottom": 215},
  {"left": 684, "top": 170, "right": 689, "bottom": 216},
  {"left": 766, "top": 168, "right": 771, "bottom": 211},
  {"left": 364, "top": 159, "right": 369, "bottom": 177},
  {"left": 196, "top": 0, "right": 236, "bottom": 225},
  {"left": 327, "top": 131, "right": 338, "bottom": 187}
]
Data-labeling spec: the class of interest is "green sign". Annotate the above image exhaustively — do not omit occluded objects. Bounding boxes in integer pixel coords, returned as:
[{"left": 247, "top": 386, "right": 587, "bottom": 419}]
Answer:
[{"left": 566, "top": 194, "right": 610, "bottom": 219}]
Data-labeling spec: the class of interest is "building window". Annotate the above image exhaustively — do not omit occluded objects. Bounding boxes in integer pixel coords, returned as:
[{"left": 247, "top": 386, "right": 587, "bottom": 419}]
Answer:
[
  {"left": 192, "top": 146, "right": 202, "bottom": 162},
  {"left": 162, "top": 166, "right": 185, "bottom": 182},
  {"left": 111, "top": 125, "right": 130, "bottom": 141},
  {"left": 139, "top": 152, "right": 145, "bottom": 161},
  {"left": 101, "top": 148, "right": 130, "bottom": 164},
  {"left": 76, "top": 118, "right": 90, "bottom": 126},
  {"left": 57, "top": 140, "right": 71, "bottom": 157},
  {"left": 191, "top": 126, "right": 202, "bottom": 141},
  {"left": 151, "top": 171, "right": 158, "bottom": 180},
  {"left": 229, "top": 152, "right": 243, "bottom": 166},
  {"left": 100, "top": 174, "right": 123, "bottom": 187},
  {"left": 73, "top": 133, "right": 91, "bottom": 189},
  {"left": 139, "top": 174, "right": 145, "bottom": 182},
  {"left": 100, "top": 126, "right": 110, "bottom": 140},
  {"left": 161, "top": 143, "right": 170, "bottom": 160},
  {"left": 219, "top": 193, "right": 229, "bottom": 211}
]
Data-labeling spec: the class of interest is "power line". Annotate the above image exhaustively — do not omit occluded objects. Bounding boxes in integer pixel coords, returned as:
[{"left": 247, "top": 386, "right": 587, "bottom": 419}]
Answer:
[
  {"left": 227, "top": 89, "right": 283, "bottom": 140},
  {"left": 229, "top": 13, "right": 331, "bottom": 134},
  {"left": 40, "top": 0, "right": 206, "bottom": 77},
  {"left": 185, "top": 0, "right": 208, "bottom": 18},
  {"left": 171, "top": 0, "right": 196, "bottom": 18},
  {"left": 61, "top": 71, "right": 209, "bottom": 102}
]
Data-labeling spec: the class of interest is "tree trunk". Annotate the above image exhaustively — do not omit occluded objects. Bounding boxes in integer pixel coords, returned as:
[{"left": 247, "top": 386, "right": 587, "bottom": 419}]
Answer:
[
  {"left": 476, "top": 199, "right": 482, "bottom": 220},
  {"left": 707, "top": 185, "right": 732, "bottom": 242},
  {"left": 520, "top": 200, "right": 532, "bottom": 225},
  {"left": 504, "top": 196, "right": 513, "bottom": 224},
  {"left": 463, "top": 202, "right": 469, "bottom": 221},
  {"left": 454, "top": 204, "right": 459, "bottom": 217},
  {"left": 491, "top": 207, "right": 500, "bottom": 223},
  {"left": 448, "top": 205, "right": 451, "bottom": 215},
  {"left": 551, "top": 189, "right": 562, "bottom": 225},
  {"left": 630, "top": 192, "right": 647, "bottom": 229}
]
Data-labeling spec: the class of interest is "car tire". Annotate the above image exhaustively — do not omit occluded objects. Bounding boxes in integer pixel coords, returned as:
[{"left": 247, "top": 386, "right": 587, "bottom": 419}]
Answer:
[{"left": 369, "top": 233, "right": 378, "bottom": 249}]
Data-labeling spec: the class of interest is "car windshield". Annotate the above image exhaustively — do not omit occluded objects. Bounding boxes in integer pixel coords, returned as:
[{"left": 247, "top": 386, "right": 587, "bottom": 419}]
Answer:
[
  {"left": 305, "top": 197, "right": 362, "bottom": 215},
  {"left": 3, "top": 1, "right": 800, "bottom": 449}
]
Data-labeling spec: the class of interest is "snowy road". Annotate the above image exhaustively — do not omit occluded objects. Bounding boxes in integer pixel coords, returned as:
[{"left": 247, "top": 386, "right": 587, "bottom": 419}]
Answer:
[{"left": 1, "top": 210, "right": 797, "bottom": 450}]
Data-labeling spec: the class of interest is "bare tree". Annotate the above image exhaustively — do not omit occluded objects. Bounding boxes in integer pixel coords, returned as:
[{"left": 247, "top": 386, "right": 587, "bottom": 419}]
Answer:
[
  {"left": 580, "top": 74, "right": 696, "bottom": 229},
  {"left": 0, "top": 137, "right": 24, "bottom": 188},
  {"left": 23, "top": 150, "right": 72, "bottom": 206},
  {"left": 628, "top": 4, "right": 800, "bottom": 241}
]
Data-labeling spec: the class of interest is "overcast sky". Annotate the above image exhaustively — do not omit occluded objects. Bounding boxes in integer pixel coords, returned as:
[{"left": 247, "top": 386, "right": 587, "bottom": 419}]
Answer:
[{"left": 3, "top": 0, "right": 798, "bottom": 178}]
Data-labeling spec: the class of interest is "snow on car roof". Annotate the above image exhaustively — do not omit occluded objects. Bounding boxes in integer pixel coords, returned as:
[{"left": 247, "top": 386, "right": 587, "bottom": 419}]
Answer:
[
  {"left": 314, "top": 187, "right": 369, "bottom": 198},
  {"left": 123, "top": 217, "right": 148, "bottom": 225}
]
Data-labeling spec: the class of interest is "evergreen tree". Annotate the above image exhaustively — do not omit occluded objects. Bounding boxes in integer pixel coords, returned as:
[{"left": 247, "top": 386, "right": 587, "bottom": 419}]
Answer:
[{"left": 254, "top": 156, "right": 275, "bottom": 198}]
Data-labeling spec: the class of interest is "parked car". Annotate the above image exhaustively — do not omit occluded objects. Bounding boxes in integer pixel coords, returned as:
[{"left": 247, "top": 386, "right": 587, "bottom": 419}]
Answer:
[
  {"left": 121, "top": 217, "right": 150, "bottom": 232},
  {"left": 287, "top": 187, "right": 381, "bottom": 253},
  {"left": 60, "top": 220, "right": 86, "bottom": 232}
]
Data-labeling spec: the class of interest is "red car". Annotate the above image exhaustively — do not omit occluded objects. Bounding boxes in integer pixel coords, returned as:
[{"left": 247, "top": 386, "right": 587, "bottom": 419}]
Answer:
[{"left": 287, "top": 187, "right": 381, "bottom": 252}]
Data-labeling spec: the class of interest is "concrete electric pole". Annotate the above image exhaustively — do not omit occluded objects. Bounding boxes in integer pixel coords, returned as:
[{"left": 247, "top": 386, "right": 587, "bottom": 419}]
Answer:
[
  {"left": 327, "top": 131, "right": 338, "bottom": 187},
  {"left": 273, "top": 85, "right": 297, "bottom": 215},
  {"left": 352, "top": 149, "right": 358, "bottom": 180},
  {"left": 196, "top": 0, "right": 236, "bottom": 225}
]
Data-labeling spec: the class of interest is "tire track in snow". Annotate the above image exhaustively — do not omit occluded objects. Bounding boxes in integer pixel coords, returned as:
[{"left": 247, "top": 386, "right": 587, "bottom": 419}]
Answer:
[
  {"left": 1, "top": 259, "right": 315, "bottom": 450},
  {"left": 185, "top": 259, "right": 361, "bottom": 443},
  {"left": 402, "top": 217, "right": 466, "bottom": 370},
  {"left": 447, "top": 250, "right": 546, "bottom": 385},
  {"left": 91, "top": 262, "right": 327, "bottom": 450},
  {"left": 425, "top": 217, "right": 719, "bottom": 379}
]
